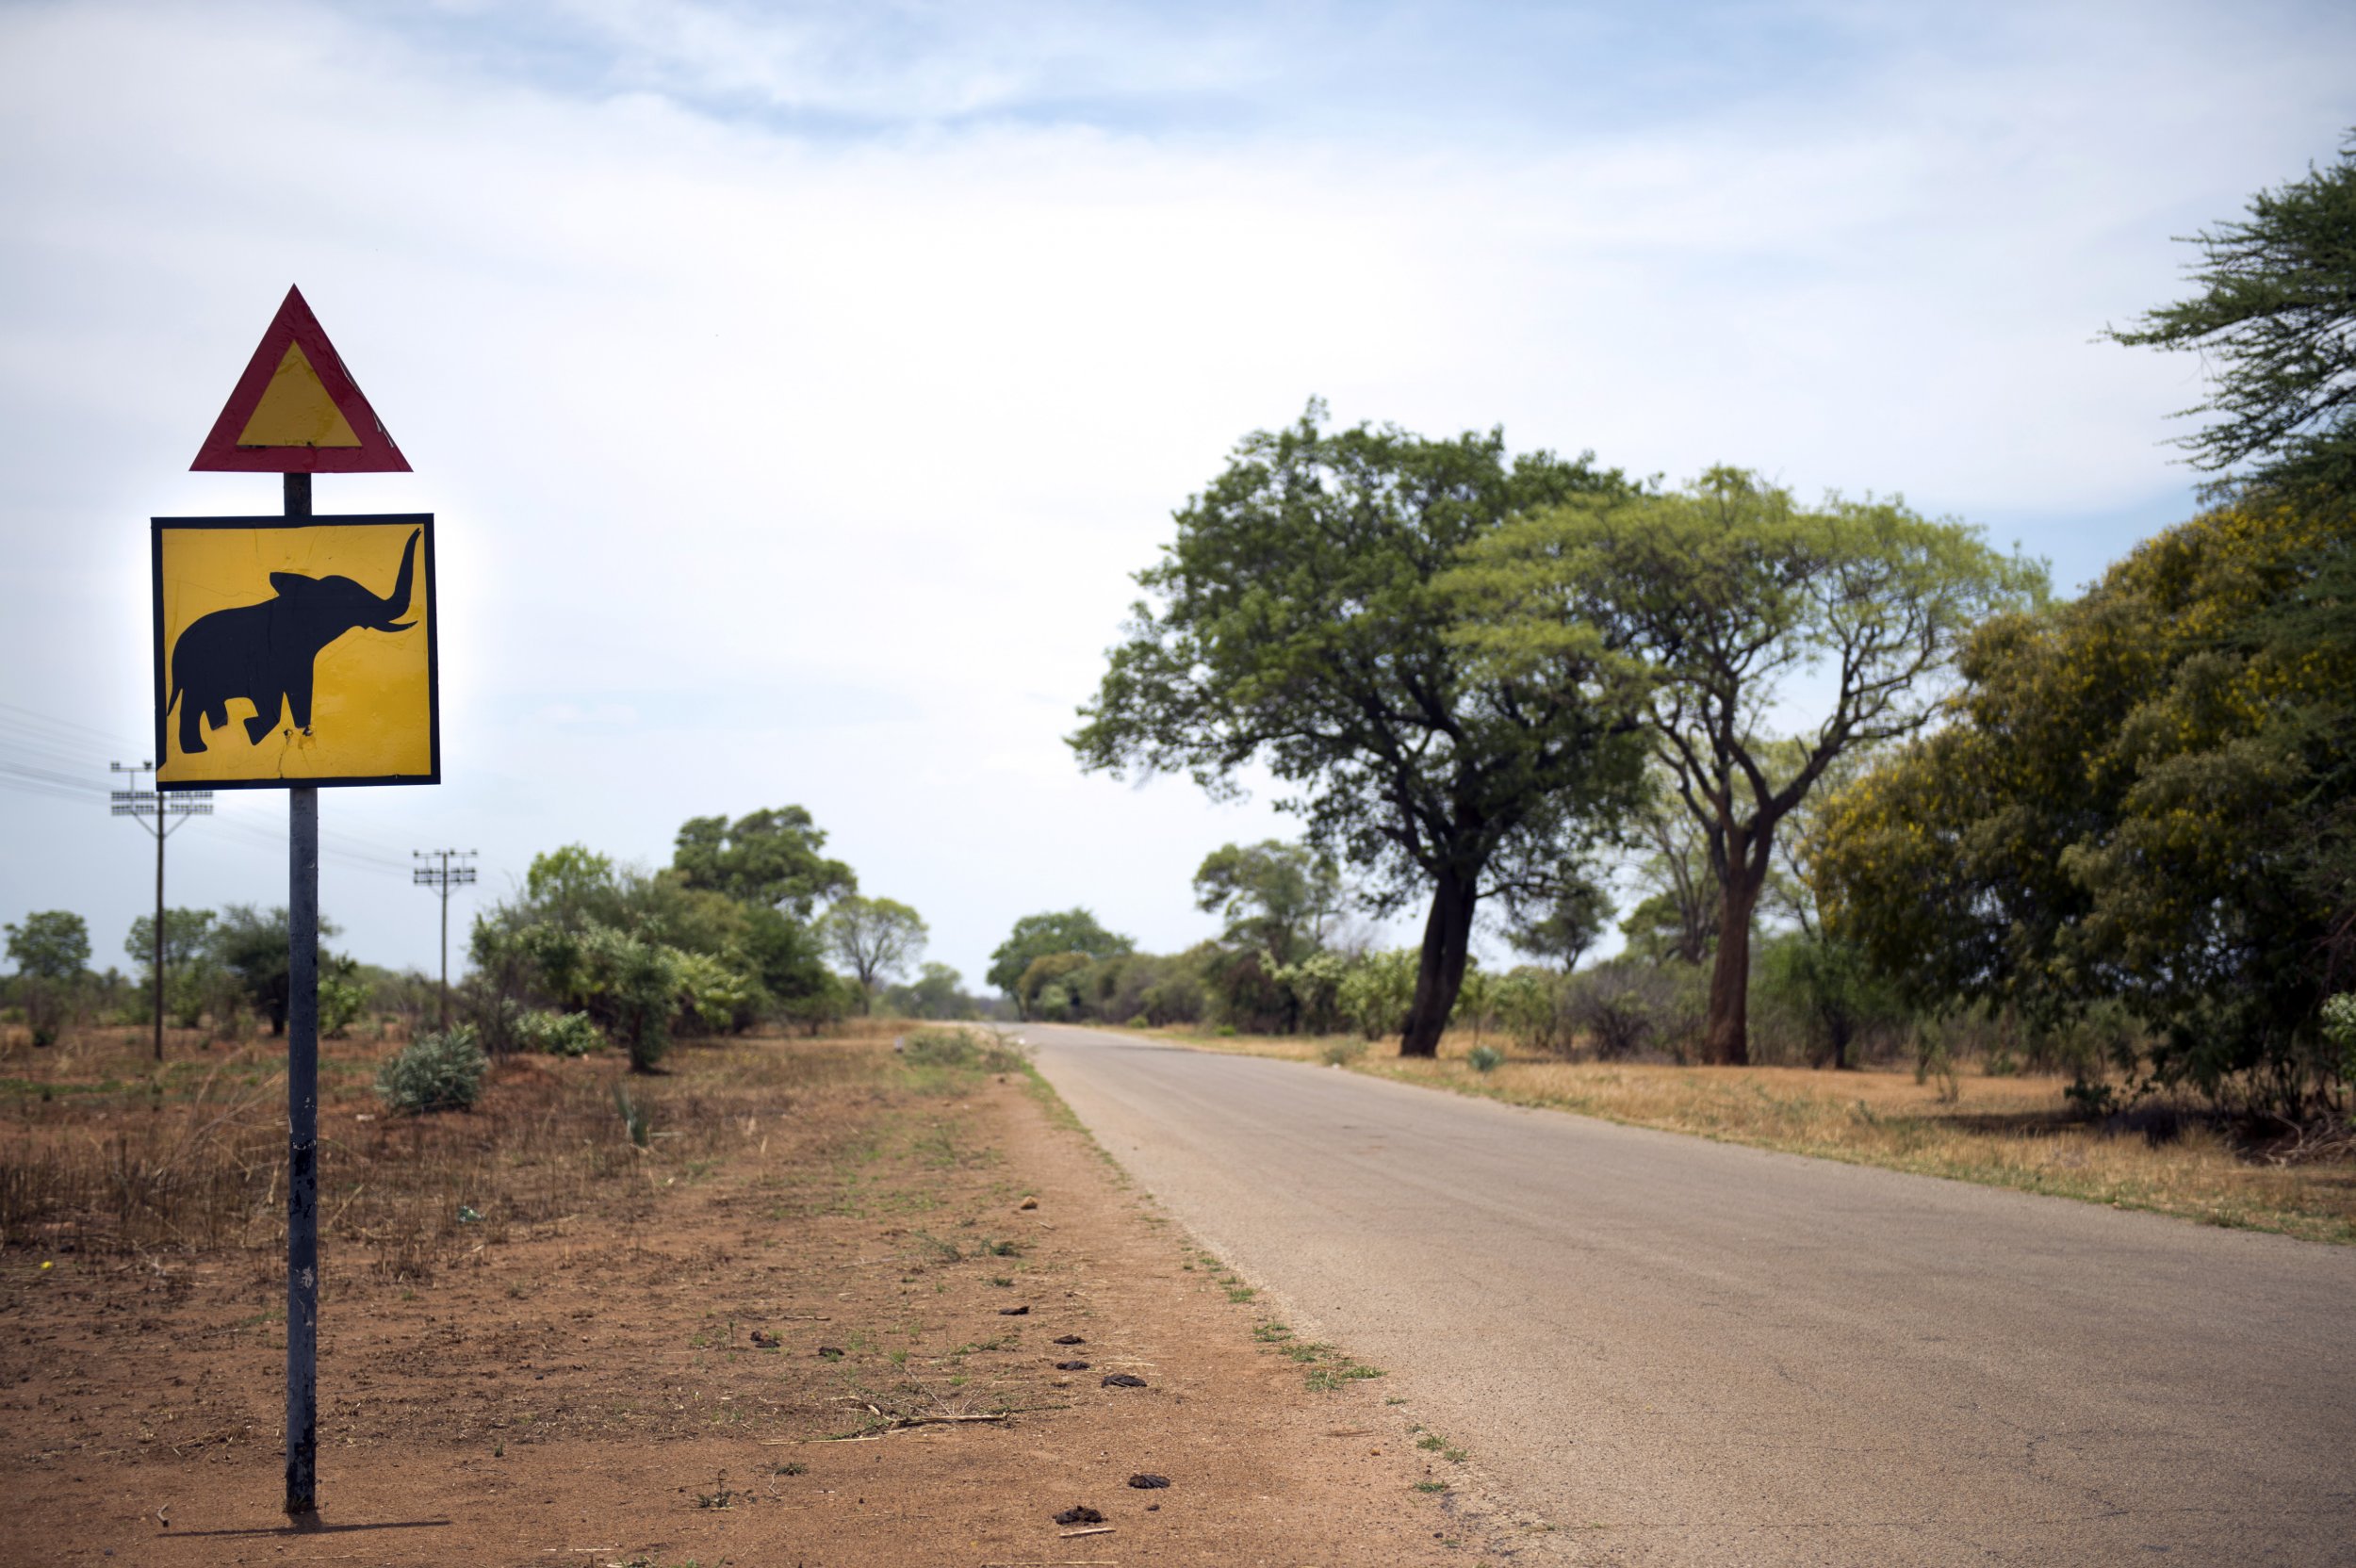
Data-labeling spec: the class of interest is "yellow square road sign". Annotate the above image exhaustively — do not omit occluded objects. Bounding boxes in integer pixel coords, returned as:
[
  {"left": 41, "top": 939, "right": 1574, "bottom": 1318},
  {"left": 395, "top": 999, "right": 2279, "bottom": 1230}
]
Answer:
[{"left": 153, "top": 515, "right": 438, "bottom": 788}]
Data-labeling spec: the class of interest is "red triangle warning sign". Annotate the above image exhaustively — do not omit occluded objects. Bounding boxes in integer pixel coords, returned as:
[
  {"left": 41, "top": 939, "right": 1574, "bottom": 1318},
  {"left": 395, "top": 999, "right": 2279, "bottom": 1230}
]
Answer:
[{"left": 191, "top": 286, "right": 411, "bottom": 473}]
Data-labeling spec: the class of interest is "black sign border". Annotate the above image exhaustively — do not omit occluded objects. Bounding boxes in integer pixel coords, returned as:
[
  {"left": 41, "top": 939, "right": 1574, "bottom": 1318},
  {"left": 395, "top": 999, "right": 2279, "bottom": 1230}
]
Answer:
[{"left": 151, "top": 514, "right": 440, "bottom": 791}]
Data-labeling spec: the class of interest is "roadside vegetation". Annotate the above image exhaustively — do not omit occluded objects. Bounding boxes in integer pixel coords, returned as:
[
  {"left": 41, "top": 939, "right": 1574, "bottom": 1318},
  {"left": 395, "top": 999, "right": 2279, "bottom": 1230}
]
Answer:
[{"left": 1023, "top": 137, "right": 2356, "bottom": 1174}]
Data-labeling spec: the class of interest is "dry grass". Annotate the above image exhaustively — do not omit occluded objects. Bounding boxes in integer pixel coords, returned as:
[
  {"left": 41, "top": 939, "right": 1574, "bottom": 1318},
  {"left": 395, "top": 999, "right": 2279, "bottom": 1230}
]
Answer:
[
  {"left": 0, "top": 1019, "right": 921, "bottom": 1274},
  {"left": 1136, "top": 1024, "right": 2356, "bottom": 1246}
]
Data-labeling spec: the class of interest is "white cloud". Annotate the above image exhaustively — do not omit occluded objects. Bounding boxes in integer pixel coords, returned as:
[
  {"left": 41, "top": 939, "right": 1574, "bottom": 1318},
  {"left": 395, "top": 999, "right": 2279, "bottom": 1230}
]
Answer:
[{"left": 1, "top": 0, "right": 2348, "bottom": 987}]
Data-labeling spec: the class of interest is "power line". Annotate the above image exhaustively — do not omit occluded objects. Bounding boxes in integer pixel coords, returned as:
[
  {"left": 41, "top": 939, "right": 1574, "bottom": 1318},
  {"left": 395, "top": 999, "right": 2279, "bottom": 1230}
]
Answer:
[{"left": 0, "top": 701, "right": 427, "bottom": 879}]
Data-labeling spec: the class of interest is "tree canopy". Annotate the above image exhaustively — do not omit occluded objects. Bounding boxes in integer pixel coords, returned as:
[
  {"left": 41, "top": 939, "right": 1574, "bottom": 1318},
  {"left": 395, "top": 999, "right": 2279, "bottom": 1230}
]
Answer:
[
  {"left": 1504, "top": 873, "right": 1612, "bottom": 974},
  {"left": 1811, "top": 498, "right": 2355, "bottom": 1113},
  {"left": 987, "top": 908, "right": 1133, "bottom": 1004},
  {"left": 1192, "top": 841, "right": 1343, "bottom": 968},
  {"left": 2106, "top": 133, "right": 2356, "bottom": 504},
  {"left": 7, "top": 911, "right": 90, "bottom": 979},
  {"left": 1072, "top": 402, "right": 1647, "bottom": 1055},
  {"left": 1445, "top": 467, "right": 2043, "bottom": 1063},
  {"left": 126, "top": 908, "right": 215, "bottom": 978},
  {"left": 673, "top": 806, "right": 856, "bottom": 916},
  {"left": 210, "top": 905, "right": 345, "bottom": 1036},
  {"left": 821, "top": 895, "right": 928, "bottom": 1012}
]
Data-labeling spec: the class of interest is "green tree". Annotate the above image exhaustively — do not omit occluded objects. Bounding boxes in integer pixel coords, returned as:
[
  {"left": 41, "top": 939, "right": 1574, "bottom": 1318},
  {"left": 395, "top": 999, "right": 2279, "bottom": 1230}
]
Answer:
[
  {"left": 1448, "top": 468, "right": 2041, "bottom": 1064},
  {"left": 1016, "top": 951, "right": 1095, "bottom": 1020},
  {"left": 2106, "top": 134, "right": 2356, "bottom": 504},
  {"left": 673, "top": 807, "right": 856, "bottom": 916},
  {"left": 1192, "top": 841, "right": 1343, "bottom": 967},
  {"left": 8, "top": 910, "right": 90, "bottom": 979},
  {"left": 126, "top": 907, "right": 217, "bottom": 1009},
  {"left": 517, "top": 845, "right": 631, "bottom": 931},
  {"left": 1613, "top": 777, "right": 1718, "bottom": 966},
  {"left": 1072, "top": 403, "right": 1647, "bottom": 1056},
  {"left": 470, "top": 839, "right": 805, "bottom": 1041},
  {"left": 987, "top": 909, "right": 1133, "bottom": 1009},
  {"left": 1503, "top": 874, "right": 1612, "bottom": 974},
  {"left": 886, "top": 961, "right": 970, "bottom": 1020},
  {"left": 821, "top": 896, "right": 928, "bottom": 1013},
  {"left": 207, "top": 905, "right": 343, "bottom": 1036},
  {"left": 1814, "top": 499, "right": 2355, "bottom": 1113},
  {"left": 1755, "top": 931, "right": 1901, "bottom": 1070},
  {"left": 8, "top": 910, "right": 90, "bottom": 1049},
  {"left": 742, "top": 904, "right": 834, "bottom": 1011}
]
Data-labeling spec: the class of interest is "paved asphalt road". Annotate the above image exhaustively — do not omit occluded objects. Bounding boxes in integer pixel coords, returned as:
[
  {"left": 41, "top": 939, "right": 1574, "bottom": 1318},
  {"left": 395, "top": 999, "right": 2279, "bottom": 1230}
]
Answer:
[{"left": 1023, "top": 1024, "right": 2356, "bottom": 1566}]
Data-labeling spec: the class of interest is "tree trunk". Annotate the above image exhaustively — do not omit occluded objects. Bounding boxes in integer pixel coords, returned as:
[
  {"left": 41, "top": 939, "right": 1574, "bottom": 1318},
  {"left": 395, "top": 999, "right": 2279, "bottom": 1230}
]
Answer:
[
  {"left": 1399, "top": 869, "right": 1478, "bottom": 1058},
  {"left": 1702, "top": 867, "right": 1759, "bottom": 1066}
]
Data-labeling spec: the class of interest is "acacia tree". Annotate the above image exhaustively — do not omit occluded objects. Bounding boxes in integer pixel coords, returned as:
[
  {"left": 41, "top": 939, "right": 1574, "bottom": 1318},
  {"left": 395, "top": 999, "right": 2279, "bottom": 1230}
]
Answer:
[
  {"left": 1503, "top": 874, "right": 1612, "bottom": 973},
  {"left": 1446, "top": 468, "right": 2041, "bottom": 1064},
  {"left": 821, "top": 896, "right": 928, "bottom": 1013},
  {"left": 1193, "top": 841, "right": 1343, "bottom": 967},
  {"left": 1616, "top": 775, "right": 1719, "bottom": 966},
  {"left": 2106, "top": 133, "right": 2356, "bottom": 504},
  {"left": 1072, "top": 404, "right": 1648, "bottom": 1056}
]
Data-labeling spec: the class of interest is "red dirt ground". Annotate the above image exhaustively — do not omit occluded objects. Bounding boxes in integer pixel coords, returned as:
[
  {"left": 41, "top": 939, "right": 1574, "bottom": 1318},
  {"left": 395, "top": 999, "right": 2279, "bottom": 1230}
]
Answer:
[{"left": 2, "top": 1032, "right": 1555, "bottom": 1566}]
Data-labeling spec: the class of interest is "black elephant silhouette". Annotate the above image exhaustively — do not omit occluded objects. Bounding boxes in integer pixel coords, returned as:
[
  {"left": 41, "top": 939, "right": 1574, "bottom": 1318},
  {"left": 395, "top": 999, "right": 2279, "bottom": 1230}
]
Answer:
[{"left": 168, "top": 529, "right": 421, "bottom": 755}]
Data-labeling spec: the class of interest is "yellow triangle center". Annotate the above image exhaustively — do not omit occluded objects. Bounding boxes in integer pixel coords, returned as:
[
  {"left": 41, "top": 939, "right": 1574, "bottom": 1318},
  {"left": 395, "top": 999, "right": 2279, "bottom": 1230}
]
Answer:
[{"left": 237, "top": 342, "right": 362, "bottom": 449}]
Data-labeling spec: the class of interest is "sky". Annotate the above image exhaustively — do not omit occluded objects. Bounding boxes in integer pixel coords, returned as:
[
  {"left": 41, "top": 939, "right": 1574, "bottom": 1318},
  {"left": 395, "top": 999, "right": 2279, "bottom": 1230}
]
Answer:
[{"left": 1, "top": 0, "right": 2350, "bottom": 994}]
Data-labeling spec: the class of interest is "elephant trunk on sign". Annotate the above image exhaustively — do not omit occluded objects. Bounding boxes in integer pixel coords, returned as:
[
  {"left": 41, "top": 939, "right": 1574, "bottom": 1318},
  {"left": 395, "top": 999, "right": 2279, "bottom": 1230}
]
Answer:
[{"left": 373, "top": 529, "right": 419, "bottom": 631}]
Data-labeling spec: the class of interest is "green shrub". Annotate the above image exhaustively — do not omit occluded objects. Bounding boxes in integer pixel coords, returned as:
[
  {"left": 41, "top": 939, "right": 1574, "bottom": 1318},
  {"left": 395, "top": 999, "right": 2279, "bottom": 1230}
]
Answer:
[
  {"left": 2324, "top": 994, "right": 2356, "bottom": 1088},
  {"left": 319, "top": 974, "right": 369, "bottom": 1039},
  {"left": 581, "top": 926, "right": 680, "bottom": 1072},
  {"left": 376, "top": 1025, "right": 488, "bottom": 1115},
  {"left": 1318, "top": 1037, "right": 1367, "bottom": 1067},
  {"left": 1562, "top": 960, "right": 1705, "bottom": 1060},
  {"left": 1492, "top": 967, "right": 1569, "bottom": 1054},
  {"left": 902, "top": 1026, "right": 1028, "bottom": 1074},
  {"left": 1468, "top": 1043, "right": 1504, "bottom": 1073},
  {"left": 515, "top": 1008, "right": 604, "bottom": 1056},
  {"left": 1337, "top": 949, "right": 1417, "bottom": 1040}
]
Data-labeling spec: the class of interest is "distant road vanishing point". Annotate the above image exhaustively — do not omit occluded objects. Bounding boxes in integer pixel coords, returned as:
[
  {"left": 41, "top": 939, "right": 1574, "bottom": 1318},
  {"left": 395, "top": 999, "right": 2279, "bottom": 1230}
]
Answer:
[{"left": 1025, "top": 1023, "right": 2356, "bottom": 1566}]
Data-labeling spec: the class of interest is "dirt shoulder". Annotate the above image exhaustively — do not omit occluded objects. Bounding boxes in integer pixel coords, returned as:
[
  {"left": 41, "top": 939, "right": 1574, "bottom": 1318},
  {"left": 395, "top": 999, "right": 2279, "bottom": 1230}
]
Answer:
[{"left": 1, "top": 1027, "right": 1526, "bottom": 1565}]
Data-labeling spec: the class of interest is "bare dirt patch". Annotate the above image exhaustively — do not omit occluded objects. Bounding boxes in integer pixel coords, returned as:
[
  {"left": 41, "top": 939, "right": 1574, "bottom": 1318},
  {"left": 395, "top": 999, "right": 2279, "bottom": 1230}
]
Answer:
[{"left": 2, "top": 1025, "right": 1530, "bottom": 1564}]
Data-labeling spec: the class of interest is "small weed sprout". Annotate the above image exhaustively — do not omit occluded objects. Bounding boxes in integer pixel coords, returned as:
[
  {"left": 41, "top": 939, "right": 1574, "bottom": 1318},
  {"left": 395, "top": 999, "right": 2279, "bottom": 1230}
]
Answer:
[
  {"left": 1468, "top": 1043, "right": 1505, "bottom": 1073},
  {"left": 1319, "top": 1038, "right": 1368, "bottom": 1068},
  {"left": 374, "top": 1025, "right": 487, "bottom": 1115},
  {"left": 614, "top": 1082, "right": 651, "bottom": 1147}
]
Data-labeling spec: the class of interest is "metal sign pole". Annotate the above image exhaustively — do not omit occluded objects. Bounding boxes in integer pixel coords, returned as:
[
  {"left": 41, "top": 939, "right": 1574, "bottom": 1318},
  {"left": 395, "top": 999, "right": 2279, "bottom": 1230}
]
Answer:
[
  {"left": 154, "top": 796, "right": 165, "bottom": 1063},
  {"left": 173, "top": 286, "right": 428, "bottom": 1521},
  {"left": 283, "top": 468, "right": 321, "bottom": 1520}
]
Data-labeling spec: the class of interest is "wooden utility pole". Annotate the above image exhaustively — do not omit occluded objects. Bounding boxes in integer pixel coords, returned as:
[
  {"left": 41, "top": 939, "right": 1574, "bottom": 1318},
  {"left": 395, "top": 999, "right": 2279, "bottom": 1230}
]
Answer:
[
  {"left": 412, "top": 848, "right": 477, "bottom": 1028},
  {"left": 108, "top": 760, "right": 210, "bottom": 1063}
]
